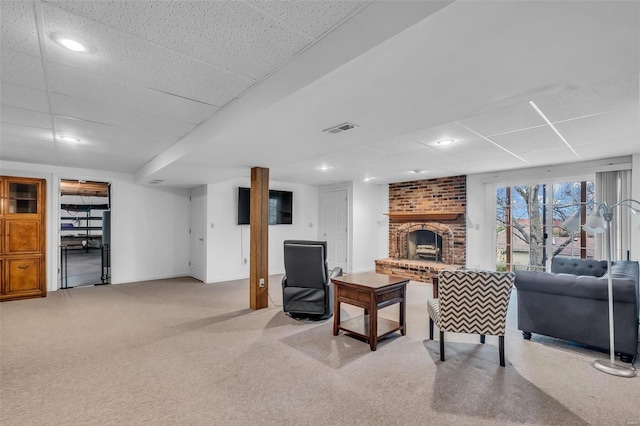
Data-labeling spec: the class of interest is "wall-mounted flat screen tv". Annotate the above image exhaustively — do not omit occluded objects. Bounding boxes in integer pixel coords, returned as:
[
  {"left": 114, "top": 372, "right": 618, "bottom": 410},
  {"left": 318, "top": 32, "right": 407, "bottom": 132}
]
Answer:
[{"left": 237, "top": 187, "right": 293, "bottom": 225}]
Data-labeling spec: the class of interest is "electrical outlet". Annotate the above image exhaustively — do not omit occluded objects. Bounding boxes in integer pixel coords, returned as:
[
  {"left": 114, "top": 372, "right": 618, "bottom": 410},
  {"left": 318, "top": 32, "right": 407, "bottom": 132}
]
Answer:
[{"left": 259, "top": 278, "right": 265, "bottom": 288}]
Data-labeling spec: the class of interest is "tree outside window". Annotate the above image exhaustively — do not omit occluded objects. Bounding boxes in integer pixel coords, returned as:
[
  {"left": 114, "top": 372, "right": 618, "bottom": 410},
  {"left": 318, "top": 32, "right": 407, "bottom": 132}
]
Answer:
[{"left": 496, "top": 181, "right": 595, "bottom": 272}]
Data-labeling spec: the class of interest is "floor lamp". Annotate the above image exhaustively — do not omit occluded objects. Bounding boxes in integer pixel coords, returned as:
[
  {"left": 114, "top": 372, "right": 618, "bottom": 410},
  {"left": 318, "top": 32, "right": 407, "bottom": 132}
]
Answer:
[{"left": 564, "top": 199, "right": 640, "bottom": 378}]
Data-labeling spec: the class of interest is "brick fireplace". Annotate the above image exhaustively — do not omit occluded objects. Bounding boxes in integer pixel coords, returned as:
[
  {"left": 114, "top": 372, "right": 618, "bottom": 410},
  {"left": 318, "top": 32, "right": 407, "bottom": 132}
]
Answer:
[{"left": 375, "top": 175, "right": 466, "bottom": 283}]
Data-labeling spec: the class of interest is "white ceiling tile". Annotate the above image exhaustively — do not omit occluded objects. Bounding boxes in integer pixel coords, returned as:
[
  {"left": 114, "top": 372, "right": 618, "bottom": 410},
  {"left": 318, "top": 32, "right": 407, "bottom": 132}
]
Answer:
[
  {"left": 0, "top": 83, "right": 49, "bottom": 113},
  {"left": 457, "top": 101, "right": 546, "bottom": 137},
  {"left": 0, "top": 49, "right": 46, "bottom": 90},
  {"left": 116, "top": 112, "right": 195, "bottom": 150},
  {"left": 575, "top": 138, "right": 640, "bottom": 159},
  {"left": 1, "top": 122, "right": 53, "bottom": 143},
  {"left": 248, "top": 1, "right": 366, "bottom": 39},
  {"left": 53, "top": 110, "right": 193, "bottom": 156},
  {"left": 0, "top": 136, "right": 57, "bottom": 164},
  {"left": 441, "top": 160, "right": 522, "bottom": 175},
  {"left": 54, "top": 116, "right": 116, "bottom": 140},
  {"left": 407, "top": 122, "right": 481, "bottom": 146},
  {"left": 433, "top": 138, "right": 527, "bottom": 164},
  {"left": 0, "top": 1, "right": 40, "bottom": 57},
  {"left": 364, "top": 136, "right": 428, "bottom": 154},
  {"left": 350, "top": 146, "right": 392, "bottom": 163},
  {"left": 48, "top": 63, "right": 219, "bottom": 125},
  {"left": 46, "top": 0, "right": 313, "bottom": 81},
  {"left": 52, "top": 94, "right": 197, "bottom": 149},
  {"left": 367, "top": 147, "right": 463, "bottom": 171},
  {"left": 533, "top": 73, "right": 639, "bottom": 122},
  {"left": 554, "top": 106, "right": 639, "bottom": 147},
  {"left": 519, "top": 147, "right": 578, "bottom": 165},
  {"left": 54, "top": 146, "right": 147, "bottom": 173},
  {"left": 316, "top": 148, "right": 381, "bottom": 167},
  {"left": 150, "top": 163, "right": 249, "bottom": 187},
  {"left": 51, "top": 93, "right": 122, "bottom": 127},
  {"left": 42, "top": 4, "right": 255, "bottom": 106},
  {"left": 489, "top": 125, "right": 566, "bottom": 154},
  {"left": 1, "top": 106, "right": 52, "bottom": 129}
]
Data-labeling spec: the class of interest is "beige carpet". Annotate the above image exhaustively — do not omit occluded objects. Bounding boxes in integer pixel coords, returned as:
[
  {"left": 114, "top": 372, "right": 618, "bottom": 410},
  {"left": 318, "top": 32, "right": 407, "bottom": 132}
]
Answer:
[{"left": 1, "top": 276, "right": 638, "bottom": 425}]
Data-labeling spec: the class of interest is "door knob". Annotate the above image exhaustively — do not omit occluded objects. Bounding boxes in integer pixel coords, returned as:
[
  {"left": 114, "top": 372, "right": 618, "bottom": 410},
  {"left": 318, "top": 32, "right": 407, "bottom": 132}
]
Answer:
[{"left": 199, "top": 238, "right": 204, "bottom": 241}]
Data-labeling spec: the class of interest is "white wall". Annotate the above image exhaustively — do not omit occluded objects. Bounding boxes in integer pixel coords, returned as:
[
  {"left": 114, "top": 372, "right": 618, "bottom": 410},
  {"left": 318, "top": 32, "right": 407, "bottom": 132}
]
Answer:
[
  {"left": 466, "top": 176, "right": 497, "bottom": 270},
  {"left": 466, "top": 156, "right": 637, "bottom": 269},
  {"left": 631, "top": 154, "right": 640, "bottom": 261},
  {"left": 111, "top": 180, "right": 190, "bottom": 283},
  {"left": 0, "top": 161, "right": 191, "bottom": 290},
  {"left": 205, "top": 178, "right": 319, "bottom": 283},
  {"left": 351, "top": 181, "right": 389, "bottom": 273}
]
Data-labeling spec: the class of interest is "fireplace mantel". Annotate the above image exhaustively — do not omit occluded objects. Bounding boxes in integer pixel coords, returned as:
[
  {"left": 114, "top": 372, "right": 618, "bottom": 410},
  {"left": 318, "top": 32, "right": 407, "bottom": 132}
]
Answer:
[{"left": 384, "top": 212, "right": 464, "bottom": 222}]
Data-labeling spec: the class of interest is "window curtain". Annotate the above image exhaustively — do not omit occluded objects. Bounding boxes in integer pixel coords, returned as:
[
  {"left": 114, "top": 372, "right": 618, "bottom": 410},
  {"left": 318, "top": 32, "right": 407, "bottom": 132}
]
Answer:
[{"left": 595, "top": 170, "right": 632, "bottom": 260}]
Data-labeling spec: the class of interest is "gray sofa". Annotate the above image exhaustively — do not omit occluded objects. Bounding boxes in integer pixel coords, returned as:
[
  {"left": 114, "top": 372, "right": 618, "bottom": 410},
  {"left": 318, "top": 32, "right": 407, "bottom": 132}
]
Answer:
[{"left": 514, "top": 258, "right": 639, "bottom": 362}]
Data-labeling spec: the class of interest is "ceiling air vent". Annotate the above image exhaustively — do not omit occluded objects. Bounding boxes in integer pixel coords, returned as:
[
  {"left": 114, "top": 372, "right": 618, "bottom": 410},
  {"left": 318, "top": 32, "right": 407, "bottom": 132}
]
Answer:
[
  {"left": 149, "top": 179, "right": 164, "bottom": 185},
  {"left": 323, "top": 122, "right": 359, "bottom": 134}
]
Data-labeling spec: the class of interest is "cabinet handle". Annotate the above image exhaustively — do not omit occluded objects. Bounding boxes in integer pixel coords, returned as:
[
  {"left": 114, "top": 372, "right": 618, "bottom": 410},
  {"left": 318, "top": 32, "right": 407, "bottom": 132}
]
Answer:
[{"left": 18, "top": 265, "right": 29, "bottom": 270}]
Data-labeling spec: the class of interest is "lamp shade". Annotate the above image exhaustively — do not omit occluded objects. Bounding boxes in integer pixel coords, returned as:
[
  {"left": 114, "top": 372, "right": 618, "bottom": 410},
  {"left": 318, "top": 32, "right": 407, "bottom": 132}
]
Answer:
[
  {"left": 583, "top": 209, "right": 606, "bottom": 233},
  {"left": 562, "top": 209, "right": 581, "bottom": 232}
]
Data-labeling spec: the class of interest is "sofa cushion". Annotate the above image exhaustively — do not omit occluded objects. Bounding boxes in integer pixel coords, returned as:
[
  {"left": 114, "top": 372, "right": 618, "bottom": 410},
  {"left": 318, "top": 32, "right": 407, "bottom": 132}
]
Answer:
[
  {"left": 551, "top": 258, "right": 607, "bottom": 277},
  {"left": 514, "top": 270, "right": 637, "bottom": 303}
]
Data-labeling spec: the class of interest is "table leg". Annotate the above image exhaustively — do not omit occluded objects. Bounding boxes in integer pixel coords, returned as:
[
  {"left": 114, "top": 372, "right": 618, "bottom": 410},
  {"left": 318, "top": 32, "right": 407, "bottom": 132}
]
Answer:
[
  {"left": 333, "top": 285, "right": 340, "bottom": 336},
  {"left": 400, "top": 285, "right": 406, "bottom": 336},
  {"left": 432, "top": 276, "right": 439, "bottom": 299},
  {"left": 369, "top": 297, "right": 378, "bottom": 351}
]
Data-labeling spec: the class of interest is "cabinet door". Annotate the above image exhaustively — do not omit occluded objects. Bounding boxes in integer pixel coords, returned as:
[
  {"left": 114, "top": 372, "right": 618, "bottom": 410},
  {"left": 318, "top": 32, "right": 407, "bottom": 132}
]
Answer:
[
  {"left": 2, "top": 257, "right": 44, "bottom": 299},
  {"left": 5, "top": 219, "right": 42, "bottom": 254},
  {"left": 3, "top": 178, "right": 42, "bottom": 216}
]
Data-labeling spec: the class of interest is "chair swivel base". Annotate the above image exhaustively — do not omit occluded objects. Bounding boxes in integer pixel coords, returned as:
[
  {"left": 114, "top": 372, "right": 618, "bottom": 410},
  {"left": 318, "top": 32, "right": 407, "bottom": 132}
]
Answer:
[{"left": 286, "top": 311, "right": 333, "bottom": 321}]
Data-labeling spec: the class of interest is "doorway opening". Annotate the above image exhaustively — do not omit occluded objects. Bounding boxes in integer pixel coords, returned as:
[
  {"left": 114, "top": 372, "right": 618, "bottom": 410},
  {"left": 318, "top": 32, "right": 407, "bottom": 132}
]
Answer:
[{"left": 59, "top": 179, "right": 111, "bottom": 288}]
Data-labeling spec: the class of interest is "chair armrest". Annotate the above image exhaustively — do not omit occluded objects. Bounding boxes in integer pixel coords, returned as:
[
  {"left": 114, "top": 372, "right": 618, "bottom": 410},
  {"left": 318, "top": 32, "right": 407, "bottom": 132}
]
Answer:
[{"left": 282, "top": 275, "right": 287, "bottom": 288}]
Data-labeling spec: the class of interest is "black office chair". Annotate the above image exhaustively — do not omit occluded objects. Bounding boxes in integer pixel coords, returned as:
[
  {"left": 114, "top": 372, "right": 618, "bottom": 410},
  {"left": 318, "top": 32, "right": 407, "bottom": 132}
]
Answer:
[{"left": 282, "top": 240, "right": 342, "bottom": 320}]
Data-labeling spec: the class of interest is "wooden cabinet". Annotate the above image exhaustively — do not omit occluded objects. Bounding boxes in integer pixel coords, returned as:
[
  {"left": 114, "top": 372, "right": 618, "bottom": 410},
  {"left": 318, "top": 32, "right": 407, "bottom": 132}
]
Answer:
[{"left": 1, "top": 177, "right": 46, "bottom": 301}]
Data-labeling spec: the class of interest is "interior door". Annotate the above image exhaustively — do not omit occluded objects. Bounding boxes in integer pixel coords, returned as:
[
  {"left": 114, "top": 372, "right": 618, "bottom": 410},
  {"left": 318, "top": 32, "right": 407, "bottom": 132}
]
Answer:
[
  {"left": 321, "top": 189, "right": 348, "bottom": 272},
  {"left": 189, "top": 191, "right": 205, "bottom": 282}
]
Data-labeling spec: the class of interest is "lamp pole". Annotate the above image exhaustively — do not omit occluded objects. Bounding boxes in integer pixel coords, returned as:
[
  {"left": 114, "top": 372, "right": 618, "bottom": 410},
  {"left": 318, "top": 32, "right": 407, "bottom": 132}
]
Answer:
[{"left": 587, "top": 200, "right": 639, "bottom": 378}]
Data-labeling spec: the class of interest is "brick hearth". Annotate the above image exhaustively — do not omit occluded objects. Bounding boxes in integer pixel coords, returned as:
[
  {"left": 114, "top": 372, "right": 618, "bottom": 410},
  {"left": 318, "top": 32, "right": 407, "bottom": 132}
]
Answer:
[{"left": 375, "top": 258, "right": 454, "bottom": 283}]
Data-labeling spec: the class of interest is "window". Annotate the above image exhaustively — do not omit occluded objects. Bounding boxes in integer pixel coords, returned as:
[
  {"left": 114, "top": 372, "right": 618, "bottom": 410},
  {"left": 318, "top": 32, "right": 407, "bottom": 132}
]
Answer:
[{"left": 496, "top": 181, "right": 595, "bottom": 272}]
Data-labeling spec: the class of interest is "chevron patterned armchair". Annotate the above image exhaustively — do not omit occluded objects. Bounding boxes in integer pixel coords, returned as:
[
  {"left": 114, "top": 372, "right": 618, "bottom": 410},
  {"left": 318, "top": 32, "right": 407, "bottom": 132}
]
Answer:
[{"left": 427, "top": 269, "right": 515, "bottom": 367}]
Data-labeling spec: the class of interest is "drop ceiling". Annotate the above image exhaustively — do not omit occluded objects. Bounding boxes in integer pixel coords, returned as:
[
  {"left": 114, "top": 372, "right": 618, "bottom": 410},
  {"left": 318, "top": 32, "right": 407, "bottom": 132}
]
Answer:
[{"left": 1, "top": 1, "right": 638, "bottom": 187}]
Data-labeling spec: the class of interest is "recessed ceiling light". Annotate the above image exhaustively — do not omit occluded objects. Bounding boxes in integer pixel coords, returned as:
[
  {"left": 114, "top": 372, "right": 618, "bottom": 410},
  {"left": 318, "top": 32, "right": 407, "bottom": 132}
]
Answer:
[
  {"left": 50, "top": 32, "right": 95, "bottom": 54},
  {"left": 317, "top": 164, "right": 331, "bottom": 171},
  {"left": 409, "top": 169, "right": 426, "bottom": 174},
  {"left": 364, "top": 177, "right": 374, "bottom": 182},
  {"left": 57, "top": 134, "right": 81, "bottom": 143},
  {"left": 435, "top": 139, "right": 455, "bottom": 146}
]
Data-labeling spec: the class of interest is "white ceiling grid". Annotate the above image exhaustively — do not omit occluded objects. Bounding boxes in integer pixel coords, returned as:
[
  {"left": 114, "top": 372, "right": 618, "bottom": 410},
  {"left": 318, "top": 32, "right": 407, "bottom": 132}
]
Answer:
[
  {"left": 1, "top": 0, "right": 366, "bottom": 171},
  {"left": 0, "top": 1, "right": 638, "bottom": 185}
]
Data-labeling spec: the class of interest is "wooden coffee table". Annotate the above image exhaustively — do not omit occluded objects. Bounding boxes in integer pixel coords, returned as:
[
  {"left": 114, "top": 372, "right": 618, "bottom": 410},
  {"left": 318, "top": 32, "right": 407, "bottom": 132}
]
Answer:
[{"left": 331, "top": 272, "right": 409, "bottom": 351}]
